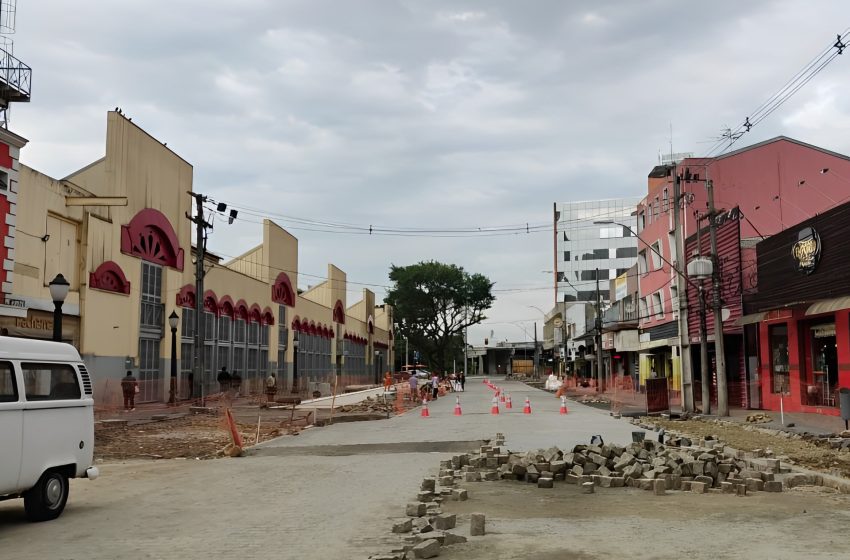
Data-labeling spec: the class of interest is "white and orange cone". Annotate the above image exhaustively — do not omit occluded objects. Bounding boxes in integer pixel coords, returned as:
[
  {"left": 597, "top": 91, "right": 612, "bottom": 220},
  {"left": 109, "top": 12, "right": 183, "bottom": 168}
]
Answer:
[
  {"left": 454, "top": 396, "right": 463, "bottom": 416},
  {"left": 523, "top": 397, "right": 532, "bottom": 415},
  {"left": 490, "top": 396, "right": 500, "bottom": 415},
  {"left": 559, "top": 396, "right": 569, "bottom": 415},
  {"left": 421, "top": 399, "right": 430, "bottom": 418},
  {"left": 505, "top": 394, "right": 513, "bottom": 409}
]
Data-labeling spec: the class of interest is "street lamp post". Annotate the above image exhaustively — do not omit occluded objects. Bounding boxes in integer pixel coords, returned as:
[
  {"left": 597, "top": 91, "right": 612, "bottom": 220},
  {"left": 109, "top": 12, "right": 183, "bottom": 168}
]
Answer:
[
  {"left": 48, "top": 273, "right": 70, "bottom": 342},
  {"left": 168, "top": 311, "right": 179, "bottom": 405}
]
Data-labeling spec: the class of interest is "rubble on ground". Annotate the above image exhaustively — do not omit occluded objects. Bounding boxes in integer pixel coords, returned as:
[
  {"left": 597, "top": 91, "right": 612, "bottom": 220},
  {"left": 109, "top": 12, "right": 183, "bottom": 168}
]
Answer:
[
  {"left": 745, "top": 413, "right": 772, "bottom": 423},
  {"left": 336, "top": 395, "right": 395, "bottom": 414},
  {"left": 368, "top": 426, "right": 848, "bottom": 559}
]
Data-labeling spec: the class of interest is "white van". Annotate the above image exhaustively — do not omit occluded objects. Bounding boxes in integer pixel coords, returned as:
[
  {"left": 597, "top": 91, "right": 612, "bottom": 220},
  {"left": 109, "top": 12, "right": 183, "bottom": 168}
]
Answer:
[{"left": 0, "top": 338, "right": 99, "bottom": 521}]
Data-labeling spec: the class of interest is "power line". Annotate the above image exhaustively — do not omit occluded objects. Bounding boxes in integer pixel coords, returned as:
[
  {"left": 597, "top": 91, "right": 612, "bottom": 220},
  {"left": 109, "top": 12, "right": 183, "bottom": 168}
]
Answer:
[{"left": 705, "top": 30, "right": 848, "bottom": 157}]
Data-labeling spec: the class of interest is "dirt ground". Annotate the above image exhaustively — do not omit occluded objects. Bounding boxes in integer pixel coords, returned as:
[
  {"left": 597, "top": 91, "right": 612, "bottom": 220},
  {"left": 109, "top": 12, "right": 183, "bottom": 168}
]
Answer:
[
  {"left": 94, "top": 414, "right": 297, "bottom": 461},
  {"left": 436, "top": 480, "right": 850, "bottom": 560},
  {"left": 94, "top": 394, "right": 416, "bottom": 461},
  {"left": 647, "top": 417, "right": 850, "bottom": 478}
]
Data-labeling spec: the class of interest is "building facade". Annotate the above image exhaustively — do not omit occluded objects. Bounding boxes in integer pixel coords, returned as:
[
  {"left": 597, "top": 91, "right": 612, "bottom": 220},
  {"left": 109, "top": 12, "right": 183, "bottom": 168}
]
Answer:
[
  {"left": 5, "top": 111, "right": 393, "bottom": 406},
  {"left": 554, "top": 198, "right": 640, "bottom": 304}
]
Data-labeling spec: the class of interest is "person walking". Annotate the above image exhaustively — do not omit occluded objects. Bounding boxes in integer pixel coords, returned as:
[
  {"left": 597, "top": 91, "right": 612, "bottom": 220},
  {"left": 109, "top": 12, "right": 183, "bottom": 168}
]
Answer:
[
  {"left": 459, "top": 372, "right": 466, "bottom": 392},
  {"left": 383, "top": 371, "right": 394, "bottom": 392},
  {"left": 231, "top": 370, "right": 243, "bottom": 397},
  {"left": 431, "top": 372, "right": 440, "bottom": 400},
  {"left": 217, "top": 366, "right": 231, "bottom": 394},
  {"left": 265, "top": 372, "right": 277, "bottom": 404},
  {"left": 121, "top": 370, "right": 138, "bottom": 412},
  {"left": 408, "top": 371, "right": 418, "bottom": 402}
]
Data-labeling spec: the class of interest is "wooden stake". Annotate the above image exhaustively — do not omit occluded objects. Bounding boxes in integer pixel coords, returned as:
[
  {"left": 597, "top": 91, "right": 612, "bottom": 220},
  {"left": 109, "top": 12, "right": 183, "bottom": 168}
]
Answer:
[{"left": 255, "top": 411, "right": 261, "bottom": 445}]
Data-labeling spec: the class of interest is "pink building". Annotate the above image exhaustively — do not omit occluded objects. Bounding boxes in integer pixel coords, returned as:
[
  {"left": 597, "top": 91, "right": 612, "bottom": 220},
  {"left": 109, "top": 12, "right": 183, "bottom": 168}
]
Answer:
[{"left": 636, "top": 137, "right": 850, "bottom": 414}]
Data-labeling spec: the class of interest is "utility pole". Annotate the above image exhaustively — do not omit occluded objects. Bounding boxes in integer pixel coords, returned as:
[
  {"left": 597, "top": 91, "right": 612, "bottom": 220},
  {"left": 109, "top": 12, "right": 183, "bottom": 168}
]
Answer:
[
  {"left": 696, "top": 217, "right": 710, "bottom": 415},
  {"left": 707, "top": 180, "right": 729, "bottom": 416},
  {"left": 674, "top": 174, "right": 694, "bottom": 412},
  {"left": 595, "top": 267, "right": 604, "bottom": 392},
  {"left": 187, "top": 192, "right": 211, "bottom": 406}
]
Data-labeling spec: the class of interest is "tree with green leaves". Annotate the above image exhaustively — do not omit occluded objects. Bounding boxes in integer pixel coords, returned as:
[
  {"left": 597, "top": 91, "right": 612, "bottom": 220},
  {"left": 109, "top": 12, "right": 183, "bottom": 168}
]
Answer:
[{"left": 385, "top": 261, "right": 494, "bottom": 373}]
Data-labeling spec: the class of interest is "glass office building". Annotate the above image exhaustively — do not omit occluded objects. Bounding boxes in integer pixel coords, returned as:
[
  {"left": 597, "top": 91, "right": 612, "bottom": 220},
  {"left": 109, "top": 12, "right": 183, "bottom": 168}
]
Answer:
[{"left": 556, "top": 198, "right": 641, "bottom": 303}]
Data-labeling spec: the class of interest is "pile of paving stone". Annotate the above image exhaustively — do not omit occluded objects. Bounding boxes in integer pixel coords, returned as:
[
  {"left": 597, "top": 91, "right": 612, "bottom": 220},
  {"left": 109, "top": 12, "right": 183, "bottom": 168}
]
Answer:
[{"left": 367, "top": 429, "right": 824, "bottom": 559}]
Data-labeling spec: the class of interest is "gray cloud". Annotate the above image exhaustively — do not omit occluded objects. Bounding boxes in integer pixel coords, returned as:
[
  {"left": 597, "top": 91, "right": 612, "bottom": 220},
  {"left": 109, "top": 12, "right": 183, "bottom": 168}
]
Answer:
[{"left": 12, "top": 0, "right": 850, "bottom": 344}]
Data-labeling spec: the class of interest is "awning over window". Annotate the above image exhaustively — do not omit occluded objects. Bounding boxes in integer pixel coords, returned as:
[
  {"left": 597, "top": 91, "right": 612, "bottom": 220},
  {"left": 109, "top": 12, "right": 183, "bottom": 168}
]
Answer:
[
  {"left": 806, "top": 296, "right": 850, "bottom": 316},
  {"left": 735, "top": 312, "right": 766, "bottom": 326}
]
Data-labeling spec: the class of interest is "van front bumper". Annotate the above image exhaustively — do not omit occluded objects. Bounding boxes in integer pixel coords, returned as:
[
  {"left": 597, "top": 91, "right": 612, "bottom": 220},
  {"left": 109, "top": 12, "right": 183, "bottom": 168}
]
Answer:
[{"left": 84, "top": 466, "right": 99, "bottom": 480}]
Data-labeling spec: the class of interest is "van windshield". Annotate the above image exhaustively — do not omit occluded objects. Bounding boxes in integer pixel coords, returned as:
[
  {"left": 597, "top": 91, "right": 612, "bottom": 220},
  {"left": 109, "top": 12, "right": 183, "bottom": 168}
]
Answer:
[{"left": 22, "top": 363, "right": 81, "bottom": 401}]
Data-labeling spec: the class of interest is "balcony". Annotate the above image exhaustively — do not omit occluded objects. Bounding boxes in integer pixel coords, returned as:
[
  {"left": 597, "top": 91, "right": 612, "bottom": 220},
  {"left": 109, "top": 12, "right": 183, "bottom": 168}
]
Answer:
[{"left": 0, "top": 48, "right": 31, "bottom": 105}]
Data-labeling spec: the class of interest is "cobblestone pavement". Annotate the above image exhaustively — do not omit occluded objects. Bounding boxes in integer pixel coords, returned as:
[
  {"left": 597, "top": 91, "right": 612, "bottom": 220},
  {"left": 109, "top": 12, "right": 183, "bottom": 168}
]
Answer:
[{"left": 0, "top": 379, "right": 649, "bottom": 559}]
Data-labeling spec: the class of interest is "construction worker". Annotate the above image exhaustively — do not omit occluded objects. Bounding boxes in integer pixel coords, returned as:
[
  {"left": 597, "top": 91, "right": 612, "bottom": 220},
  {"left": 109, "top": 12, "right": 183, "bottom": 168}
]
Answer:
[{"left": 265, "top": 372, "right": 277, "bottom": 404}]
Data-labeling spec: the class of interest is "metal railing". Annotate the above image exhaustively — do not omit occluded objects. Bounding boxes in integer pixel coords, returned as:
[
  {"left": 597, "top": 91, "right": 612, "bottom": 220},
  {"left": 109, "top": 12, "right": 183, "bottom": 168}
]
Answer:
[{"left": 0, "top": 47, "right": 31, "bottom": 102}]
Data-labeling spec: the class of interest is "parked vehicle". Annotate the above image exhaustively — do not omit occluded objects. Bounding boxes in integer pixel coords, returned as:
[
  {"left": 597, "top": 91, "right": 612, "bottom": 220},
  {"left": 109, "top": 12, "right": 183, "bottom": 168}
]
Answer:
[{"left": 0, "top": 338, "right": 99, "bottom": 521}]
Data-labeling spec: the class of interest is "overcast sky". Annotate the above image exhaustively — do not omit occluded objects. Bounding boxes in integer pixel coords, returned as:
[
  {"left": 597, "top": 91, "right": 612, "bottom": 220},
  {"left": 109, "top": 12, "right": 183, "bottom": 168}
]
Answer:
[{"left": 11, "top": 1, "right": 850, "bottom": 345}]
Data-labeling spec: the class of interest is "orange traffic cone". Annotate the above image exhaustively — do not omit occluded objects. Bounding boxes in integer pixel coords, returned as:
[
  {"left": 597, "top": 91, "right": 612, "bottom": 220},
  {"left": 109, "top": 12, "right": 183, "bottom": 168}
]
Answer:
[
  {"left": 560, "top": 396, "right": 569, "bottom": 415},
  {"left": 523, "top": 397, "right": 532, "bottom": 415},
  {"left": 490, "top": 396, "right": 500, "bottom": 415},
  {"left": 454, "top": 396, "right": 463, "bottom": 416},
  {"left": 505, "top": 394, "right": 513, "bottom": 409},
  {"left": 421, "top": 399, "right": 430, "bottom": 418}
]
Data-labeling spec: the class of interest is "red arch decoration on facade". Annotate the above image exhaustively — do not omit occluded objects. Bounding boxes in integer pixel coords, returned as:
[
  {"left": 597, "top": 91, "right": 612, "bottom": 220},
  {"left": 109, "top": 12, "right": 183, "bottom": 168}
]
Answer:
[
  {"left": 176, "top": 284, "right": 196, "bottom": 308},
  {"left": 333, "top": 300, "right": 345, "bottom": 324},
  {"left": 248, "top": 304, "right": 262, "bottom": 323},
  {"left": 291, "top": 316, "right": 301, "bottom": 331},
  {"left": 203, "top": 290, "right": 219, "bottom": 315},
  {"left": 261, "top": 307, "right": 275, "bottom": 326},
  {"left": 271, "top": 272, "right": 296, "bottom": 307},
  {"left": 218, "top": 295, "right": 235, "bottom": 318},
  {"left": 235, "top": 300, "right": 249, "bottom": 321},
  {"left": 89, "top": 261, "right": 131, "bottom": 295},
  {"left": 120, "top": 208, "right": 184, "bottom": 270}
]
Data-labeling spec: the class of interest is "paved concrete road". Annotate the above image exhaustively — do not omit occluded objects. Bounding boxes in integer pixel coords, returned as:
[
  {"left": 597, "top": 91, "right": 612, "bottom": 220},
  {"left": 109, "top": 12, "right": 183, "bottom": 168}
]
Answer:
[{"left": 0, "top": 379, "right": 647, "bottom": 559}]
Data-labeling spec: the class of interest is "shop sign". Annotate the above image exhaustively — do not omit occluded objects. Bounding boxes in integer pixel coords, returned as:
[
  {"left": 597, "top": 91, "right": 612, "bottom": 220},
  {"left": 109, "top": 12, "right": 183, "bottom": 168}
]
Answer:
[
  {"left": 792, "top": 226, "right": 821, "bottom": 275},
  {"left": 3, "top": 297, "right": 25, "bottom": 308},
  {"left": 602, "top": 332, "right": 614, "bottom": 350}
]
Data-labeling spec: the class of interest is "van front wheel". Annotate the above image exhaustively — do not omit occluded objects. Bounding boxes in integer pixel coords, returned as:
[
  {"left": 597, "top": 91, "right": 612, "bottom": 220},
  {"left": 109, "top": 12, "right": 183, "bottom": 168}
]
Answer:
[{"left": 24, "top": 470, "right": 69, "bottom": 522}]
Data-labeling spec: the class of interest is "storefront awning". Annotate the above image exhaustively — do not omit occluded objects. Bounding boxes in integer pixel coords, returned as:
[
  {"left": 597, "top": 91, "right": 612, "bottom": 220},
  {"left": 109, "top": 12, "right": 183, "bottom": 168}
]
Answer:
[
  {"left": 806, "top": 296, "right": 850, "bottom": 316},
  {"left": 735, "top": 312, "right": 766, "bottom": 326}
]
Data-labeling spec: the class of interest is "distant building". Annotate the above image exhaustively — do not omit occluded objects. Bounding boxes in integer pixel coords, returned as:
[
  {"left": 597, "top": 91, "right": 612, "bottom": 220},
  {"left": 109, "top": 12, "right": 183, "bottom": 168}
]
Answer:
[{"left": 554, "top": 198, "right": 641, "bottom": 303}]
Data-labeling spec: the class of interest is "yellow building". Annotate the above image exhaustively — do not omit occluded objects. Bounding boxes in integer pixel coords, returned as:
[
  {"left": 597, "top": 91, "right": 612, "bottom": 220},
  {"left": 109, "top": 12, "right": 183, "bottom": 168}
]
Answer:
[{"left": 5, "top": 111, "right": 393, "bottom": 405}]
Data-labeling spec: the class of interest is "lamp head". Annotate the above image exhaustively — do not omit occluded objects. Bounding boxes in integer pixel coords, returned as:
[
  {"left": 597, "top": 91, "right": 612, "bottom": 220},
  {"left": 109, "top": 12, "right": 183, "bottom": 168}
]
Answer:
[
  {"left": 48, "top": 273, "right": 70, "bottom": 303},
  {"left": 168, "top": 310, "right": 179, "bottom": 329}
]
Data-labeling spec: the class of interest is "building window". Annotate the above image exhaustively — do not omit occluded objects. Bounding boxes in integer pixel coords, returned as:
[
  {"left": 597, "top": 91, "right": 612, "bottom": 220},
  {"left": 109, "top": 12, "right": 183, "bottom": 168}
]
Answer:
[
  {"left": 649, "top": 242, "right": 662, "bottom": 270},
  {"left": 770, "top": 324, "right": 790, "bottom": 394},
  {"left": 662, "top": 188, "right": 669, "bottom": 212},
  {"left": 181, "top": 308, "right": 196, "bottom": 338},
  {"left": 638, "top": 211, "right": 645, "bottom": 231},
  {"left": 616, "top": 247, "right": 637, "bottom": 259},
  {"left": 138, "top": 338, "right": 161, "bottom": 402},
  {"left": 599, "top": 227, "right": 623, "bottom": 239},
  {"left": 638, "top": 251, "right": 648, "bottom": 275},
  {"left": 582, "top": 249, "right": 609, "bottom": 260},
  {"left": 670, "top": 285, "right": 678, "bottom": 310},
  {"left": 563, "top": 251, "right": 570, "bottom": 261},
  {"left": 234, "top": 319, "right": 246, "bottom": 344},
  {"left": 580, "top": 269, "right": 609, "bottom": 281},
  {"left": 653, "top": 292, "right": 664, "bottom": 319},
  {"left": 653, "top": 197, "right": 660, "bottom": 219},
  {"left": 639, "top": 298, "right": 648, "bottom": 320},
  {"left": 140, "top": 262, "right": 163, "bottom": 331},
  {"left": 218, "top": 316, "right": 231, "bottom": 342},
  {"left": 668, "top": 232, "right": 677, "bottom": 263}
]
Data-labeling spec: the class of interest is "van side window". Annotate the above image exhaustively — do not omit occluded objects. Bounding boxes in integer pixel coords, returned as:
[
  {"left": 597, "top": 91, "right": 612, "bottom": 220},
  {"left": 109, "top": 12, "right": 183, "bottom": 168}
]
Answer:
[
  {"left": 22, "top": 363, "right": 81, "bottom": 401},
  {"left": 0, "top": 361, "right": 16, "bottom": 402}
]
